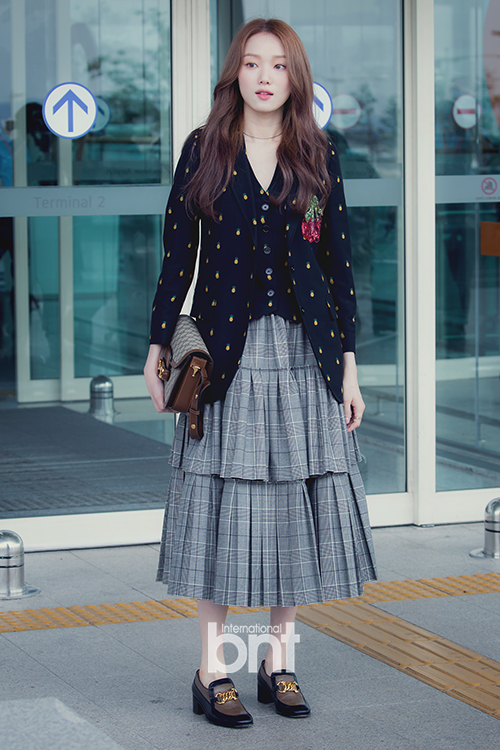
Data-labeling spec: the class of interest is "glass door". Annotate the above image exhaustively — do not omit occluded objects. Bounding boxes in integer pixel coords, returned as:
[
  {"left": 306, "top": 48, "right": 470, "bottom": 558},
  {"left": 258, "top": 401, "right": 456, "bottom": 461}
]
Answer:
[
  {"left": 211, "top": 0, "right": 406, "bottom": 497},
  {"left": 3, "top": 0, "right": 172, "bottom": 403},
  {"left": 435, "top": 0, "right": 500, "bottom": 491},
  {"left": 0, "top": 0, "right": 212, "bottom": 549},
  {"left": 0, "top": 1, "right": 14, "bottom": 399}
]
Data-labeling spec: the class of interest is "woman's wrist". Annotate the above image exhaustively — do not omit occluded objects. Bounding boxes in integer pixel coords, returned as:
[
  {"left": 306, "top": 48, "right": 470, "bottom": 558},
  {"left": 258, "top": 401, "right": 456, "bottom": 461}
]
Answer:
[
  {"left": 148, "top": 342, "right": 164, "bottom": 356},
  {"left": 342, "top": 351, "right": 357, "bottom": 373},
  {"left": 144, "top": 343, "right": 165, "bottom": 372}
]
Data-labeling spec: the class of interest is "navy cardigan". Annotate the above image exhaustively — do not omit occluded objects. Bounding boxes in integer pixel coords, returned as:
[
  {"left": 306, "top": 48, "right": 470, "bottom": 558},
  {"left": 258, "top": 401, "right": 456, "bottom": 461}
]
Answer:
[{"left": 150, "top": 130, "right": 357, "bottom": 405}]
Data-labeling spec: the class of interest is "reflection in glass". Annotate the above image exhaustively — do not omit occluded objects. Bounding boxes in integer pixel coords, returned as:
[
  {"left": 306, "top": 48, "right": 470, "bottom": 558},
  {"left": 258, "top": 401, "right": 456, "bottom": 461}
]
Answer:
[
  {"left": 435, "top": 0, "right": 500, "bottom": 490},
  {"left": 70, "top": 0, "right": 171, "bottom": 185},
  {"left": 0, "top": 219, "right": 14, "bottom": 388},
  {"left": 214, "top": 0, "right": 403, "bottom": 180},
  {"left": 29, "top": 217, "right": 60, "bottom": 379},
  {"left": 73, "top": 215, "right": 161, "bottom": 376},
  {"left": 435, "top": 0, "right": 500, "bottom": 177},
  {"left": 15, "top": 1, "right": 171, "bottom": 384},
  {"left": 351, "top": 205, "right": 405, "bottom": 494},
  {"left": 22, "top": 0, "right": 171, "bottom": 187},
  {"left": 23, "top": 0, "right": 58, "bottom": 187},
  {"left": 0, "top": 0, "right": 14, "bottom": 390},
  {"left": 211, "top": 0, "right": 405, "bottom": 493}
]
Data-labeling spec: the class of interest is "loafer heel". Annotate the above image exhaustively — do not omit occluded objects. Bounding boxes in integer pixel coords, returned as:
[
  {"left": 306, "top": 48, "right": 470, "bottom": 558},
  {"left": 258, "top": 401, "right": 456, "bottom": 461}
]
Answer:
[
  {"left": 191, "top": 671, "right": 253, "bottom": 727},
  {"left": 257, "top": 680, "right": 273, "bottom": 704},
  {"left": 257, "top": 660, "right": 310, "bottom": 718}
]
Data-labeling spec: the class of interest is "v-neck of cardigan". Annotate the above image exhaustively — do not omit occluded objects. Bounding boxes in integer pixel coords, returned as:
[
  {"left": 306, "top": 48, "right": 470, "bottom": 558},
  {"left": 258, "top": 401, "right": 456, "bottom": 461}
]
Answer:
[{"left": 244, "top": 149, "right": 280, "bottom": 195}]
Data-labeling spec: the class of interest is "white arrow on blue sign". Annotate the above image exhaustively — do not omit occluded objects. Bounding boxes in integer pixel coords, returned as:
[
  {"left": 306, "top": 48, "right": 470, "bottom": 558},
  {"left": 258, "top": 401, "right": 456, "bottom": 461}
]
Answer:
[
  {"left": 43, "top": 82, "right": 97, "bottom": 139},
  {"left": 313, "top": 82, "right": 333, "bottom": 130}
]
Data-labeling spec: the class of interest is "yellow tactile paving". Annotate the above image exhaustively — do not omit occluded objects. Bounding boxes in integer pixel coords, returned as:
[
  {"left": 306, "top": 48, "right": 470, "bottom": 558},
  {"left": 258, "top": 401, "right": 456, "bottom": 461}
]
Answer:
[
  {"left": 1, "top": 572, "right": 500, "bottom": 718},
  {"left": 359, "top": 580, "right": 449, "bottom": 602},
  {"left": 1, "top": 573, "right": 499, "bottom": 633},
  {"left": 227, "top": 604, "right": 270, "bottom": 614},
  {"left": 161, "top": 598, "right": 271, "bottom": 617},
  {"left": 158, "top": 597, "right": 199, "bottom": 618},
  {"left": 358, "top": 572, "right": 500, "bottom": 603},
  {"left": 421, "top": 573, "right": 500, "bottom": 597},
  {"left": 0, "top": 601, "right": 187, "bottom": 632},
  {"left": 68, "top": 600, "right": 186, "bottom": 626},
  {"left": 0, "top": 598, "right": 271, "bottom": 632},
  {"left": 296, "top": 599, "right": 500, "bottom": 719},
  {"left": 0, "top": 607, "right": 90, "bottom": 632}
]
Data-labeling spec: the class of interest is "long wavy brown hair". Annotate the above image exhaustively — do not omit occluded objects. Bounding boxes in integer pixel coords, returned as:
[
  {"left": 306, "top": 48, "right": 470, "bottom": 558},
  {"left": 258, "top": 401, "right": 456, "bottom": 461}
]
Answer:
[{"left": 185, "top": 18, "right": 331, "bottom": 219}]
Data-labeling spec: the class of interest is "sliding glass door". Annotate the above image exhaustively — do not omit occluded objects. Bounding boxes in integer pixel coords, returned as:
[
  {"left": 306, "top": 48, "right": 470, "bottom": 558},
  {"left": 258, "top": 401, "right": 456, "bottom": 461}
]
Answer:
[
  {"left": 435, "top": 0, "right": 500, "bottom": 491},
  {"left": 2, "top": 0, "right": 171, "bottom": 403},
  {"left": 211, "top": 0, "right": 406, "bottom": 497}
]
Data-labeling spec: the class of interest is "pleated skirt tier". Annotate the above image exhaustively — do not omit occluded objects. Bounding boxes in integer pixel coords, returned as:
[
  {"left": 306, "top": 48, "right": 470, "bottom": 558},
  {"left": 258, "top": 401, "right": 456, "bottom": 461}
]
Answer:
[{"left": 156, "top": 314, "right": 377, "bottom": 607}]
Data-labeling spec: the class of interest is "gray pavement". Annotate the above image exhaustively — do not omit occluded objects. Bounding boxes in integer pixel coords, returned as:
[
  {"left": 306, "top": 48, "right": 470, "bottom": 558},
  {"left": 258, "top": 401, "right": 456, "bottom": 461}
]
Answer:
[{"left": 1, "top": 524, "right": 499, "bottom": 749}]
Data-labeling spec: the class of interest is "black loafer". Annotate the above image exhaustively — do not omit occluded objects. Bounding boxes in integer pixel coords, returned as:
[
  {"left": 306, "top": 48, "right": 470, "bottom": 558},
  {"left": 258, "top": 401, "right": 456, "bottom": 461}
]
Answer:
[
  {"left": 257, "top": 660, "right": 310, "bottom": 717},
  {"left": 192, "top": 670, "right": 253, "bottom": 728}
]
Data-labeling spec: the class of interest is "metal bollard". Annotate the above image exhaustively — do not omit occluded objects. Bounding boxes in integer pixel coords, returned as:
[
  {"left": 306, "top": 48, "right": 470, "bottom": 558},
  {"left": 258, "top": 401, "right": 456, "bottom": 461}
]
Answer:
[
  {"left": 89, "top": 375, "right": 115, "bottom": 424},
  {"left": 470, "top": 498, "right": 500, "bottom": 559},
  {"left": 0, "top": 530, "right": 40, "bottom": 600}
]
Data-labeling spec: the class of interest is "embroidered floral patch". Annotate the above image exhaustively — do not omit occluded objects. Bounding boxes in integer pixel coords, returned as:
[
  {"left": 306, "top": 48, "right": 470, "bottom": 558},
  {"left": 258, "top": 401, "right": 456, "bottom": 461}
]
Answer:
[{"left": 301, "top": 195, "right": 323, "bottom": 243}]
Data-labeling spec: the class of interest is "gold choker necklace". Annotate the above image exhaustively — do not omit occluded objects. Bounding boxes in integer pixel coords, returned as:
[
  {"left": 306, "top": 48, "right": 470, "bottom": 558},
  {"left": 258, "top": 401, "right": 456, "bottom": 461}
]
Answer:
[{"left": 243, "top": 131, "right": 283, "bottom": 140}]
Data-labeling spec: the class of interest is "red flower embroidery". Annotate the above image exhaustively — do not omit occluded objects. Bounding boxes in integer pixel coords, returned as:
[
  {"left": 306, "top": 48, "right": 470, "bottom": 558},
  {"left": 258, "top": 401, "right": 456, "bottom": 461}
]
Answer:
[{"left": 301, "top": 195, "right": 323, "bottom": 243}]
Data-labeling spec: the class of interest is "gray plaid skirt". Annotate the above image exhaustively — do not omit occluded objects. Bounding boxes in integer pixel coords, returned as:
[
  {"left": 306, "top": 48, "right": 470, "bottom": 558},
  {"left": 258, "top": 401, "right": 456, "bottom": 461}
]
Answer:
[{"left": 156, "top": 314, "right": 377, "bottom": 606}]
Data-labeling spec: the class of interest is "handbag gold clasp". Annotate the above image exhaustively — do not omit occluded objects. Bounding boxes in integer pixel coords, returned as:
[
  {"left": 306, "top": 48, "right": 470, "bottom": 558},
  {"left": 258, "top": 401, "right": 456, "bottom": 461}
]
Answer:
[
  {"left": 157, "top": 358, "right": 170, "bottom": 381},
  {"left": 191, "top": 364, "right": 201, "bottom": 377}
]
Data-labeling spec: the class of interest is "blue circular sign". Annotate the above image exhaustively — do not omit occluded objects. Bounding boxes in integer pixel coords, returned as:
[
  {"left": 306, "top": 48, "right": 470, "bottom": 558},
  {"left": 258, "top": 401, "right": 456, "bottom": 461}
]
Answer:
[
  {"left": 43, "top": 82, "right": 97, "bottom": 139},
  {"left": 313, "top": 83, "right": 333, "bottom": 130}
]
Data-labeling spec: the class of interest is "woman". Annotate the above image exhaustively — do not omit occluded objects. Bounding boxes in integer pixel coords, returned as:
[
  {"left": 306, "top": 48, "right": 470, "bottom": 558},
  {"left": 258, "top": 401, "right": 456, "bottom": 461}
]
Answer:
[{"left": 144, "top": 18, "right": 377, "bottom": 728}]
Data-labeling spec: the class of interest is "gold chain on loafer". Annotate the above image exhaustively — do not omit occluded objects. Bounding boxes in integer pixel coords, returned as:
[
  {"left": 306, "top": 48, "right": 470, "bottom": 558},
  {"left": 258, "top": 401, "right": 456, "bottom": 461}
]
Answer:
[
  {"left": 215, "top": 687, "right": 239, "bottom": 704},
  {"left": 257, "top": 661, "right": 310, "bottom": 717},
  {"left": 276, "top": 680, "right": 300, "bottom": 694},
  {"left": 192, "top": 672, "right": 253, "bottom": 727}
]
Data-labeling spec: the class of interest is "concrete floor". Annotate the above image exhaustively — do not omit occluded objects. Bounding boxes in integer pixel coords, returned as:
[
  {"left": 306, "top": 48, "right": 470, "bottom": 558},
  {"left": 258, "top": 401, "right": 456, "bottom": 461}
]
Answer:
[{"left": 1, "top": 523, "right": 499, "bottom": 749}]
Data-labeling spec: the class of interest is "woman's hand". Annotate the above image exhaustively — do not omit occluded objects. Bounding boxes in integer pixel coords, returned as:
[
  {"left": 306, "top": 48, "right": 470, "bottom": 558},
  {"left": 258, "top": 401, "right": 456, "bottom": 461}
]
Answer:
[
  {"left": 342, "top": 351, "right": 365, "bottom": 433},
  {"left": 144, "top": 343, "right": 168, "bottom": 413}
]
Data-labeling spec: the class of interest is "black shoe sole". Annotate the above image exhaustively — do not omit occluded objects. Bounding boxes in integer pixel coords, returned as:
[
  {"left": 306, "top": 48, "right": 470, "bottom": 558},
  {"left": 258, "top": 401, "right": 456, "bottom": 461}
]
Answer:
[
  {"left": 192, "top": 686, "right": 253, "bottom": 728},
  {"left": 257, "top": 673, "right": 311, "bottom": 717}
]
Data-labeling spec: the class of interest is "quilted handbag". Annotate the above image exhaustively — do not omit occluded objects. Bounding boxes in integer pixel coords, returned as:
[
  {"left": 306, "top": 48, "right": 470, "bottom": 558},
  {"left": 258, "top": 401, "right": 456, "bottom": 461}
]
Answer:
[{"left": 156, "top": 315, "right": 213, "bottom": 439}]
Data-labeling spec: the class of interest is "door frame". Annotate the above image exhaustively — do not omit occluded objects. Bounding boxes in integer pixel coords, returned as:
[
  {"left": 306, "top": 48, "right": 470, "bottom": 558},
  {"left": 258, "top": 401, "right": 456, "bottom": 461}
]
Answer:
[
  {"left": 6, "top": 0, "right": 498, "bottom": 551},
  {"left": 6, "top": 0, "right": 211, "bottom": 550}
]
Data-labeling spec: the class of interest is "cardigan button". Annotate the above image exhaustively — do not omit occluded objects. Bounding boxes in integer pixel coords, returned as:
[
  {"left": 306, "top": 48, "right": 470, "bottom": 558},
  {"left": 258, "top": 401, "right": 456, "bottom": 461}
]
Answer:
[
  {"left": 261, "top": 203, "right": 270, "bottom": 211},
  {"left": 267, "top": 289, "right": 275, "bottom": 297},
  {"left": 263, "top": 245, "right": 271, "bottom": 254},
  {"left": 290, "top": 265, "right": 295, "bottom": 272},
  {"left": 300, "top": 307, "right": 305, "bottom": 313},
  {"left": 265, "top": 267, "right": 273, "bottom": 275},
  {"left": 262, "top": 224, "right": 270, "bottom": 233}
]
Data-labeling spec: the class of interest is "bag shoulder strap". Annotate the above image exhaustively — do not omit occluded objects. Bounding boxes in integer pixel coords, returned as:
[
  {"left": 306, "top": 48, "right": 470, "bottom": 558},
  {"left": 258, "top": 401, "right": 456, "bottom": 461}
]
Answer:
[{"left": 187, "top": 356, "right": 211, "bottom": 439}]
